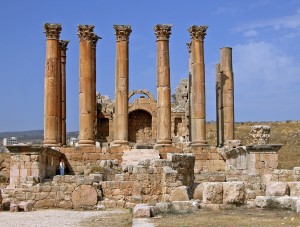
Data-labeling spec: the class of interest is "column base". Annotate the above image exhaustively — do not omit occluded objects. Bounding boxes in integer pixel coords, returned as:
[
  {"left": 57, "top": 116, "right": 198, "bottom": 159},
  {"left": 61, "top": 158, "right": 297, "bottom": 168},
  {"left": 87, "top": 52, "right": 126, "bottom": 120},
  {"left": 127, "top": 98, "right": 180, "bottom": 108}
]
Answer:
[
  {"left": 77, "top": 140, "right": 95, "bottom": 147},
  {"left": 155, "top": 140, "right": 172, "bottom": 148},
  {"left": 43, "top": 140, "right": 61, "bottom": 147},
  {"left": 113, "top": 140, "right": 129, "bottom": 145},
  {"left": 190, "top": 140, "right": 209, "bottom": 148}
]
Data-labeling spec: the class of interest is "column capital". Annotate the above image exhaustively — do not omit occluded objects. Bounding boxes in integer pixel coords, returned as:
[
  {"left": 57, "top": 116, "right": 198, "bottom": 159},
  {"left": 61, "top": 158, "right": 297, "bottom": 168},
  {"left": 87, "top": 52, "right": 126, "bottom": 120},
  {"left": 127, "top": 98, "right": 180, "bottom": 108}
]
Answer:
[
  {"left": 44, "top": 23, "right": 61, "bottom": 40},
  {"left": 91, "top": 33, "right": 102, "bottom": 49},
  {"left": 154, "top": 24, "right": 172, "bottom": 41},
  {"left": 59, "top": 40, "right": 69, "bottom": 52},
  {"left": 113, "top": 25, "right": 132, "bottom": 42},
  {"left": 187, "top": 42, "right": 192, "bottom": 53},
  {"left": 188, "top": 25, "right": 208, "bottom": 41},
  {"left": 77, "top": 25, "right": 95, "bottom": 41}
]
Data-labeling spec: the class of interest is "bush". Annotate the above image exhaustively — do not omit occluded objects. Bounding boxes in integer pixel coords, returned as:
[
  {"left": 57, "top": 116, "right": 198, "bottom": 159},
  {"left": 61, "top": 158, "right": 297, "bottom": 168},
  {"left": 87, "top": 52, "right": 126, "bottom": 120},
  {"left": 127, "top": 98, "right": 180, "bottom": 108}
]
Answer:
[{"left": 90, "top": 166, "right": 105, "bottom": 174}]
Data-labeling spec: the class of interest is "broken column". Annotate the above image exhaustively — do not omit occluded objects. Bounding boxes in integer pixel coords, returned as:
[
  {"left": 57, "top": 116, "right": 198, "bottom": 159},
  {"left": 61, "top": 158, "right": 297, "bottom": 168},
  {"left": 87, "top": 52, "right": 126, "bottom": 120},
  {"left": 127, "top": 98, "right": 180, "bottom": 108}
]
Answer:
[
  {"left": 154, "top": 24, "right": 172, "bottom": 146},
  {"left": 91, "top": 34, "right": 101, "bottom": 142},
  {"left": 77, "top": 25, "right": 95, "bottom": 146},
  {"left": 43, "top": 23, "right": 62, "bottom": 146},
  {"left": 59, "top": 40, "right": 69, "bottom": 146},
  {"left": 188, "top": 25, "right": 208, "bottom": 146},
  {"left": 220, "top": 47, "right": 234, "bottom": 142},
  {"left": 113, "top": 25, "right": 132, "bottom": 145}
]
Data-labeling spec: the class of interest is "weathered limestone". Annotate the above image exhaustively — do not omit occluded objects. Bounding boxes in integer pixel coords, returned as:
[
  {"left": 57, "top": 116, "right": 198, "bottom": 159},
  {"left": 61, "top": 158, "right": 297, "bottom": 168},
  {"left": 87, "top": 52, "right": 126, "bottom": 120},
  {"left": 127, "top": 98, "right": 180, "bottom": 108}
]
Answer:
[
  {"left": 222, "top": 182, "right": 245, "bottom": 204},
  {"left": 43, "top": 23, "right": 62, "bottom": 146},
  {"left": 220, "top": 48, "right": 234, "bottom": 143},
  {"left": 266, "top": 182, "right": 289, "bottom": 196},
  {"left": 133, "top": 204, "right": 152, "bottom": 218},
  {"left": 113, "top": 25, "right": 132, "bottom": 145},
  {"left": 59, "top": 40, "right": 69, "bottom": 146},
  {"left": 72, "top": 185, "right": 98, "bottom": 209},
  {"left": 77, "top": 25, "right": 96, "bottom": 146},
  {"left": 188, "top": 25, "right": 208, "bottom": 146},
  {"left": 203, "top": 182, "right": 223, "bottom": 204},
  {"left": 170, "top": 186, "right": 190, "bottom": 201},
  {"left": 154, "top": 24, "right": 172, "bottom": 146}
]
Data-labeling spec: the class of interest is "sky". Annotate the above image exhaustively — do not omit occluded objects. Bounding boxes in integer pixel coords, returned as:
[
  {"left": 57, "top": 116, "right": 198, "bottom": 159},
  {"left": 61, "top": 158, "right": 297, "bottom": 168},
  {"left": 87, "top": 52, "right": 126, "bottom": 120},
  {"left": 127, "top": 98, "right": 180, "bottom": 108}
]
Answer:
[{"left": 0, "top": 0, "right": 299, "bottom": 132}]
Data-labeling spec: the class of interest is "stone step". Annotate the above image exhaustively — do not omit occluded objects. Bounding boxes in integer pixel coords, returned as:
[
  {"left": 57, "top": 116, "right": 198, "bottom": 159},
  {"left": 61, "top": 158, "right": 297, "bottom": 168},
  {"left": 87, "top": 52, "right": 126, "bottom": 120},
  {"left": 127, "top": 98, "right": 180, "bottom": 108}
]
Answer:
[{"left": 122, "top": 149, "right": 160, "bottom": 166}]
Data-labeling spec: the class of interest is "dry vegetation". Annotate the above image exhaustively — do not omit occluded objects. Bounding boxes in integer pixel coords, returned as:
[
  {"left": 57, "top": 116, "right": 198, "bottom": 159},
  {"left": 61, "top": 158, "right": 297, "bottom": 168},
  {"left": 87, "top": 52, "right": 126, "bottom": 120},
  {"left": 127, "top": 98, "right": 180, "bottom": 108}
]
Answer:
[{"left": 207, "top": 121, "right": 300, "bottom": 169}]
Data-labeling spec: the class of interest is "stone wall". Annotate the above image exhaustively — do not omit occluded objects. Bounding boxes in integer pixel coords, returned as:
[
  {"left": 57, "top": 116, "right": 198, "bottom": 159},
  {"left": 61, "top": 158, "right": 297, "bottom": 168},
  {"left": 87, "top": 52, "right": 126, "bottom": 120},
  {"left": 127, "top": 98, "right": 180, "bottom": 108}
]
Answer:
[{"left": 0, "top": 152, "right": 10, "bottom": 184}]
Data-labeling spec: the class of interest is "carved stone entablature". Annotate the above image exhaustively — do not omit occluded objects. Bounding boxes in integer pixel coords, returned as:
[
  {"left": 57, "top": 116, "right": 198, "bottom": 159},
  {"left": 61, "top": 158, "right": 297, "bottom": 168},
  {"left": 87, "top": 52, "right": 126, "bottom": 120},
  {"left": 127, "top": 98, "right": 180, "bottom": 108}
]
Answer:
[
  {"left": 250, "top": 125, "right": 271, "bottom": 145},
  {"left": 188, "top": 25, "right": 208, "bottom": 41},
  {"left": 59, "top": 40, "right": 69, "bottom": 52},
  {"left": 77, "top": 25, "right": 95, "bottom": 41},
  {"left": 154, "top": 24, "right": 172, "bottom": 41},
  {"left": 44, "top": 23, "right": 61, "bottom": 40},
  {"left": 128, "top": 89, "right": 156, "bottom": 102},
  {"left": 91, "top": 33, "right": 102, "bottom": 49},
  {"left": 113, "top": 25, "right": 132, "bottom": 42},
  {"left": 187, "top": 42, "right": 192, "bottom": 53}
]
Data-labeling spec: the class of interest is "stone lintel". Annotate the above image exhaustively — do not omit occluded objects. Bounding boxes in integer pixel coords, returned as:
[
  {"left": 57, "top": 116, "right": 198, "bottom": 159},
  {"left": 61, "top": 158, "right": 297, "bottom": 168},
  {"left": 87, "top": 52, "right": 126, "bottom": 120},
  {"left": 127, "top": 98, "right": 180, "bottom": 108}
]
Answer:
[
  {"left": 188, "top": 25, "right": 208, "bottom": 41},
  {"left": 44, "top": 23, "right": 62, "bottom": 40},
  {"left": 6, "top": 145, "right": 62, "bottom": 158},
  {"left": 154, "top": 24, "right": 172, "bottom": 41},
  {"left": 113, "top": 25, "right": 132, "bottom": 42},
  {"left": 77, "top": 25, "right": 95, "bottom": 41},
  {"left": 246, "top": 144, "right": 283, "bottom": 152}
]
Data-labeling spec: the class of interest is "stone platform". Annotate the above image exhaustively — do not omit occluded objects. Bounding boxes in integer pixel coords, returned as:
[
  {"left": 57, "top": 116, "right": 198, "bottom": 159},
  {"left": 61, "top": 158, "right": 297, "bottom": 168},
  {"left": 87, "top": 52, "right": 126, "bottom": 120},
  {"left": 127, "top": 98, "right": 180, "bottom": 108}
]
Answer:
[{"left": 122, "top": 149, "right": 160, "bottom": 166}]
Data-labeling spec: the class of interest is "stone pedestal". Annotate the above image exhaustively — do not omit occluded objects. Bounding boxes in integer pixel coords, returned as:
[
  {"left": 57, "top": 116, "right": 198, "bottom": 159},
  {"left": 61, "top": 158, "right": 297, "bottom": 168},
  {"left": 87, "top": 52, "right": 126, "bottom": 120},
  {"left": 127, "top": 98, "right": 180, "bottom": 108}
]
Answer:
[
  {"left": 113, "top": 25, "right": 132, "bottom": 145},
  {"left": 220, "top": 47, "right": 234, "bottom": 142},
  {"left": 43, "top": 23, "right": 62, "bottom": 147},
  {"left": 59, "top": 40, "right": 69, "bottom": 146},
  {"left": 154, "top": 24, "right": 172, "bottom": 146},
  {"left": 77, "top": 25, "right": 95, "bottom": 147},
  {"left": 188, "top": 25, "right": 208, "bottom": 147}
]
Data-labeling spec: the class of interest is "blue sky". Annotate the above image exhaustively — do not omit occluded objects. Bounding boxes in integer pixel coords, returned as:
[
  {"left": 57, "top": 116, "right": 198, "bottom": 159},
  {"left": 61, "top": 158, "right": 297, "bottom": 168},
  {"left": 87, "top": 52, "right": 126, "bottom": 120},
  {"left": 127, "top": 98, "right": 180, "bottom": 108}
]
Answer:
[{"left": 0, "top": 0, "right": 299, "bottom": 132}]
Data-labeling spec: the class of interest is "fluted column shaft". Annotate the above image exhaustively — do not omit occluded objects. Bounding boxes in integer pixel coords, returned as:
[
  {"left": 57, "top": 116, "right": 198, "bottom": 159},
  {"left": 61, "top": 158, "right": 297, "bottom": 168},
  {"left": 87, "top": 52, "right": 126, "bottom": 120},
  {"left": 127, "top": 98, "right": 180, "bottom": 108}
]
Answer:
[
  {"left": 187, "top": 42, "right": 192, "bottom": 142},
  {"left": 78, "top": 25, "right": 95, "bottom": 146},
  {"left": 220, "top": 47, "right": 234, "bottom": 141},
  {"left": 154, "top": 24, "right": 172, "bottom": 145},
  {"left": 188, "top": 25, "right": 208, "bottom": 146},
  {"left": 113, "top": 25, "right": 131, "bottom": 145},
  {"left": 59, "top": 40, "right": 69, "bottom": 146},
  {"left": 216, "top": 63, "right": 223, "bottom": 146},
  {"left": 43, "top": 23, "right": 61, "bottom": 146}
]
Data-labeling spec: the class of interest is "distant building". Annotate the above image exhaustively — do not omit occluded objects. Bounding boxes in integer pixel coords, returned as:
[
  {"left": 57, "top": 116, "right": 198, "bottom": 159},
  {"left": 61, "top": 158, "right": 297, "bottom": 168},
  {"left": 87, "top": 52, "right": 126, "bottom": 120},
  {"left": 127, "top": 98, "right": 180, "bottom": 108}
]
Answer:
[{"left": 3, "top": 137, "right": 18, "bottom": 146}]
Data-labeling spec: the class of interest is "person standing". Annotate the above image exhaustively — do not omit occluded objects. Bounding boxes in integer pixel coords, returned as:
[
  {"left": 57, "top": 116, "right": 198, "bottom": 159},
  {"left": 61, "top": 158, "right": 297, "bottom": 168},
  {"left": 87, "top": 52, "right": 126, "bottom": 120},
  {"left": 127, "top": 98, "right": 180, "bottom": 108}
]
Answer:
[{"left": 59, "top": 159, "right": 65, "bottom": 176}]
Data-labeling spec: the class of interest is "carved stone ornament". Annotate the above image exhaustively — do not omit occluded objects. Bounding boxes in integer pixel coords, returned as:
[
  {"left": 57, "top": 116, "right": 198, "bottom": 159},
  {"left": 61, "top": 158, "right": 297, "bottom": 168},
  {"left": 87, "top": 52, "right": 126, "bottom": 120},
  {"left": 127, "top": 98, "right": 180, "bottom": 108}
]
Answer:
[
  {"left": 44, "top": 23, "right": 61, "bottom": 40},
  {"left": 113, "top": 25, "right": 132, "bottom": 42},
  {"left": 59, "top": 40, "right": 69, "bottom": 52},
  {"left": 77, "top": 25, "right": 95, "bottom": 41},
  {"left": 91, "top": 33, "right": 102, "bottom": 49},
  {"left": 154, "top": 24, "right": 172, "bottom": 41},
  {"left": 188, "top": 25, "right": 208, "bottom": 41}
]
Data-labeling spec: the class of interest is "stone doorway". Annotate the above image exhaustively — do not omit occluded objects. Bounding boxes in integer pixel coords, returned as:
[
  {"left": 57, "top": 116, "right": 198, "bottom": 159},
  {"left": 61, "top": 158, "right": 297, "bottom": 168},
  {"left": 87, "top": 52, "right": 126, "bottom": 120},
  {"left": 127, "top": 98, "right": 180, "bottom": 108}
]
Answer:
[{"left": 128, "top": 110, "right": 152, "bottom": 143}]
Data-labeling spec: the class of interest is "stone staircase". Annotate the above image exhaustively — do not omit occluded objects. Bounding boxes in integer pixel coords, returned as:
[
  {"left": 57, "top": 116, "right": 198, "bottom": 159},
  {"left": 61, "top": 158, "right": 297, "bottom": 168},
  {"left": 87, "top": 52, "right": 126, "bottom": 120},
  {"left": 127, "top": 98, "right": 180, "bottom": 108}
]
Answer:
[{"left": 122, "top": 149, "right": 160, "bottom": 166}]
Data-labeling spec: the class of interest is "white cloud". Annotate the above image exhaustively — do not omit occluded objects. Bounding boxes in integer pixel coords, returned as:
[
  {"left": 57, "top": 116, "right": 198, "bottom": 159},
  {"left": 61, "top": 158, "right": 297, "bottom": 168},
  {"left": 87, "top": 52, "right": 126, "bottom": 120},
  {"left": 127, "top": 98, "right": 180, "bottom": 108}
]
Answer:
[{"left": 212, "top": 6, "right": 240, "bottom": 15}]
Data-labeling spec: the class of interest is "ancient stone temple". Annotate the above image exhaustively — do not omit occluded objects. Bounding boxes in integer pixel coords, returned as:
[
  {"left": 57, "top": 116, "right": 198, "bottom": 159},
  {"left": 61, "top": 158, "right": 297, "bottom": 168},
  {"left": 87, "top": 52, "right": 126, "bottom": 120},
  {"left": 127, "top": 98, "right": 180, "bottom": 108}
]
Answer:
[{"left": 4, "top": 23, "right": 296, "bottom": 215}]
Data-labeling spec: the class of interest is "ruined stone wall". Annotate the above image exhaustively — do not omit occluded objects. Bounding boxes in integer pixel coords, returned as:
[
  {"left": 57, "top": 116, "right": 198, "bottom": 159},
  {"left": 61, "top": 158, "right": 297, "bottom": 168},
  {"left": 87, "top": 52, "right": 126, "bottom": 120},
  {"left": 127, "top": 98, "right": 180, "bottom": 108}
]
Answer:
[{"left": 0, "top": 152, "right": 10, "bottom": 184}]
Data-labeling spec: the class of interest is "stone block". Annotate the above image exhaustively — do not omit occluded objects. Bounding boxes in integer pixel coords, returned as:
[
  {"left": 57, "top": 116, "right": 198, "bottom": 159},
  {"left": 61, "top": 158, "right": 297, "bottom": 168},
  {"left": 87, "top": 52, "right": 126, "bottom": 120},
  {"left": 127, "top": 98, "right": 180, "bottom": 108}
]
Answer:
[
  {"left": 266, "top": 182, "right": 289, "bottom": 196},
  {"left": 89, "top": 174, "right": 103, "bottom": 183},
  {"left": 154, "top": 202, "right": 172, "bottom": 214},
  {"left": 10, "top": 203, "right": 19, "bottom": 212},
  {"left": 34, "top": 199, "right": 55, "bottom": 208},
  {"left": 171, "top": 201, "right": 200, "bottom": 213},
  {"left": 203, "top": 182, "right": 223, "bottom": 204},
  {"left": 193, "top": 183, "right": 203, "bottom": 200},
  {"left": 273, "top": 196, "right": 294, "bottom": 209},
  {"left": 133, "top": 204, "right": 152, "bottom": 218},
  {"left": 222, "top": 182, "right": 245, "bottom": 204},
  {"left": 254, "top": 196, "right": 272, "bottom": 208},
  {"left": 288, "top": 182, "right": 300, "bottom": 196},
  {"left": 18, "top": 201, "right": 34, "bottom": 211},
  {"left": 72, "top": 185, "right": 98, "bottom": 209},
  {"left": 170, "top": 186, "right": 190, "bottom": 201}
]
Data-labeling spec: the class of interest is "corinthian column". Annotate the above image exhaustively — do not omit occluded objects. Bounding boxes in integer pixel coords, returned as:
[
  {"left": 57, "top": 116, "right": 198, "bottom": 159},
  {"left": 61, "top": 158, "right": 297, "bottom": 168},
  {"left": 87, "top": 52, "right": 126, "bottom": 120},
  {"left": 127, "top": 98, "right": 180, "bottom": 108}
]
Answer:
[
  {"left": 187, "top": 42, "right": 192, "bottom": 142},
  {"left": 59, "top": 40, "right": 69, "bottom": 146},
  {"left": 154, "top": 24, "right": 172, "bottom": 146},
  {"left": 77, "top": 25, "right": 95, "bottom": 146},
  {"left": 220, "top": 47, "right": 234, "bottom": 141},
  {"left": 188, "top": 25, "right": 208, "bottom": 146},
  {"left": 43, "top": 23, "right": 61, "bottom": 147},
  {"left": 113, "top": 25, "right": 131, "bottom": 145}
]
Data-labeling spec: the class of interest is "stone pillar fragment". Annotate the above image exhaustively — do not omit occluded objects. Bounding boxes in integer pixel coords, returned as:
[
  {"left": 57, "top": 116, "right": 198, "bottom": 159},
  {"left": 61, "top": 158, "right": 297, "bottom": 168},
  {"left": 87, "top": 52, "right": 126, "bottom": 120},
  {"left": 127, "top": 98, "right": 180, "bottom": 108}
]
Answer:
[
  {"left": 43, "top": 23, "right": 62, "bottom": 146},
  {"left": 188, "top": 25, "right": 208, "bottom": 146},
  {"left": 154, "top": 24, "right": 172, "bottom": 146},
  {"left": 77, "top": 25, "right": 95, "bottom": 146},
  {"left": 187, "top": 42, "right": 192, "bottom": 142},
  {"left": 59, "top": 40, "right": 69, "bottom": 146},
  {"left": 216, "top": 63, "right": 223, "bottom": 146},
  {"left": 113, "top": 25, "right": 132, "bottom": 145},
  {"left": 220, "top": 47, "right": 234, "bottom": 142}
]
